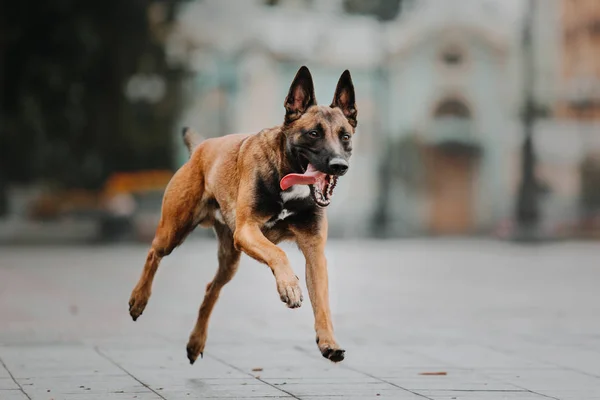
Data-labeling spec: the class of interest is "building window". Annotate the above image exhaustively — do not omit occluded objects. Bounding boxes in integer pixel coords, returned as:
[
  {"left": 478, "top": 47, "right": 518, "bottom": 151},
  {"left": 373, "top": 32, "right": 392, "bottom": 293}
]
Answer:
[
  {"left": 434, "top": 99, "right": 471, "bottom": 118},
  {"left": 441, "top": 47, "right": 464, "bottom": 67},
  {"left": 342, "top": 0, "right": 402, "bottom": 21}
]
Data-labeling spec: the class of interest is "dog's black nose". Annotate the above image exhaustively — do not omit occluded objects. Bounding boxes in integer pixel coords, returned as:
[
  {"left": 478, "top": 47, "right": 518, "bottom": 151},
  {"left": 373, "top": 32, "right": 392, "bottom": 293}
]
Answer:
[{"left": 328, "top": 158, "right": 349, "bottom": 176}]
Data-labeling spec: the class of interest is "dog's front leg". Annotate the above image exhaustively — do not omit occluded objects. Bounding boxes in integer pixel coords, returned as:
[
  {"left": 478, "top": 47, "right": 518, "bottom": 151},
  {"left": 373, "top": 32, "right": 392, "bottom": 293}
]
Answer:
[
  {"left": 293, "top": 218, "right": 345, "bottom": 362},
  {"left": 234, "top": 222, "right": 303, "bottom": 308}
]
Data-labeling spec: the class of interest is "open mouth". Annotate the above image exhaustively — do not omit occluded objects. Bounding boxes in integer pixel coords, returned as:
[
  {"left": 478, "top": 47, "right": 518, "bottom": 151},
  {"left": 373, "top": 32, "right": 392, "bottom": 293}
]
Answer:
[
  {"left": 280, "top": 159, "right": 339, "bottom": 207},
  {"left": 310, "top": 173, "right": 338, "bottom": 207}
]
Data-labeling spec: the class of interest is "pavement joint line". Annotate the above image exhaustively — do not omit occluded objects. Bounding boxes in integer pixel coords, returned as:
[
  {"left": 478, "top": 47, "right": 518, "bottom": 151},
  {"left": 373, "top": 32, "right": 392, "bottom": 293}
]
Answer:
[
  {"left": 205, "top": 353, "right": 301, "bottom": 400},
  {"left": 481, "top": 334, "right": 600, "bottom": 381},
  {"left": 291, "top": 345, "right": 435, "bottom": 400},
  {"left": 94, "top": 346, "right": 168, "bottom": 400},
  {"left": 396, "top": 345, "right": 563, "bottom": 400},
  {"left": 417, "top": 389, "right": 531, "bottom": 392},
  {"left": 468, "top": 339, "right": 600, "bottom": 398},
  {"left": 0, "top": 354, "right": 32, "bottom": 400},
  {"left": 505, "top": 392, "right": 560, "bottom": 400},
  {"left": 152, "top": 332, "right": 300, "bottom": 398}
]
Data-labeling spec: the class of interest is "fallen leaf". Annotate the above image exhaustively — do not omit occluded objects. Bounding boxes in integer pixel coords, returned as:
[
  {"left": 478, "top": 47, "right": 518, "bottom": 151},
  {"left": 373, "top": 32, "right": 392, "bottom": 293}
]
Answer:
[
  {"left": 252, "top": 367, "right": 263, "bottom": 372},
  {"left": 419, "top": 371, "right": 447, "bottom": 376}
]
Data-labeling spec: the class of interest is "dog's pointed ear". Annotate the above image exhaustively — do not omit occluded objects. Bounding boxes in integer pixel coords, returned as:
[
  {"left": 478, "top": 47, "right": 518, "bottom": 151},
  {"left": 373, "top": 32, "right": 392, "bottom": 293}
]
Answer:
[
  {"left": 331, "top": 70, "right": 357, "bottom": 128},
  {"left": 284, "top": 66, "right": 317, "bottom": 124}
]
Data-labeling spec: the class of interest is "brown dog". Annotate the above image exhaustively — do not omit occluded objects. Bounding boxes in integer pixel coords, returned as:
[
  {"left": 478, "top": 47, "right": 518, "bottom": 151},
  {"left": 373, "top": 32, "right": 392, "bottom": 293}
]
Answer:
[{"left": 128, "top": 66, "right": 357, "bottom": 364}]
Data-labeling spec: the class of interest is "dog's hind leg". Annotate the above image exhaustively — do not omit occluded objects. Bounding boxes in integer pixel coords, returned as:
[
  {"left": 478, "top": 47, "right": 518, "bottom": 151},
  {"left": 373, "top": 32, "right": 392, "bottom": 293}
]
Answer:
[
  {"left": 186, "top": 222, "right": 241, "bottom": 364},
  {"left": 129, "top": 164, "right": 204, "bottom": 321}
]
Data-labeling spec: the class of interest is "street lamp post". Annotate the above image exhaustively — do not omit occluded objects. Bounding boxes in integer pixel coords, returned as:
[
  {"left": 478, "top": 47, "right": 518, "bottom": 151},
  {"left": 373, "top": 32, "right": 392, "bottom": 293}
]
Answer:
[
  {"left": 515, "top": 0, "right": 541, "bottom": 239},
  {"left": 371, "top": 65, "right": 392, "bottom": 237}
]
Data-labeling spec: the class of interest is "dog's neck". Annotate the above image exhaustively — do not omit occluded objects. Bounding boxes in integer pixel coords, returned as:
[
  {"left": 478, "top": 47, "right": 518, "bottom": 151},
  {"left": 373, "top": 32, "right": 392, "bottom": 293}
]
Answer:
[{"left": 269, "top": 126, "right": 304, "bottom": 178}]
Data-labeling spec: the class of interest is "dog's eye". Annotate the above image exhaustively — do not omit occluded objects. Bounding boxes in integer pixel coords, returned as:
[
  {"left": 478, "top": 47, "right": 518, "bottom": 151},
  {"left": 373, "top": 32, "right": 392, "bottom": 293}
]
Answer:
[
  {"left": 341, "top": 134, "right": 351, "bottom": 142},
  {"left": 307, "top": 130, "right": 320, "bottom": 138}
]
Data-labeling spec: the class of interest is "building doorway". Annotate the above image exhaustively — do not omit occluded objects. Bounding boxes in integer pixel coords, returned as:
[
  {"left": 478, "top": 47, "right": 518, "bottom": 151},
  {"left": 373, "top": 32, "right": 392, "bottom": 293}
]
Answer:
[{"left": 425, "top": 98, "right": 480, "bottom": 235}]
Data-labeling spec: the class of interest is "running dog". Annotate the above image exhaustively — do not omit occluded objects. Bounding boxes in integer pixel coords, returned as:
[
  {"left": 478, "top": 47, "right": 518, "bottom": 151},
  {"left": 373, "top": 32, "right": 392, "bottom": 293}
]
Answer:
[{"left": 128, "top": 66, "right": 357, "bottom": 364}]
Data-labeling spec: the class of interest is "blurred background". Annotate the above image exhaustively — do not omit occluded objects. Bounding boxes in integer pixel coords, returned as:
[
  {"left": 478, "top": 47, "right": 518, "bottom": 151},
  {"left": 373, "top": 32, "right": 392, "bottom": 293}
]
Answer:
[{"left": 1, "top": 0, "right": 599, "bottom": 245}]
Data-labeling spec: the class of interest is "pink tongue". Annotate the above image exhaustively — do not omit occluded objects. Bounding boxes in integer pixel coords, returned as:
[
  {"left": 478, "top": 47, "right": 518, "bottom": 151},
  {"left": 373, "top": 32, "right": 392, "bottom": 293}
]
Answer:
[{"left": 280, "top": 164, "right": 325, "bottom": 191}]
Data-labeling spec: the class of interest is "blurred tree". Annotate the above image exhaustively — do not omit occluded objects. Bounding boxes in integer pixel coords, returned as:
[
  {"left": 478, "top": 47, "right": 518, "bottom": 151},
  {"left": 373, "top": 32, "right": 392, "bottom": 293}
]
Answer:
[{"left": 0, "top": 0, "right": 186, "bottom": 190}]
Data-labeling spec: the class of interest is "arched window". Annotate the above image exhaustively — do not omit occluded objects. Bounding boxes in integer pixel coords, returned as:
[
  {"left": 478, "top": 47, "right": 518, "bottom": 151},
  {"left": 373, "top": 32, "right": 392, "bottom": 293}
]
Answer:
[
  {"left": 434, "top": 99, "right": 471, "bottom": 118},
  {"left": 440, "top": 45, "right": 465, "bottom": 67}
]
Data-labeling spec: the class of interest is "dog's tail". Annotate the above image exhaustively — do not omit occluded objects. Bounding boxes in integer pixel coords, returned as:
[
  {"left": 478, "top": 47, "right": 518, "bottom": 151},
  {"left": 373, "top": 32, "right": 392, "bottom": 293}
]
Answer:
[{"left": 181, "top": 127, "right": 203, "bottom": 157}]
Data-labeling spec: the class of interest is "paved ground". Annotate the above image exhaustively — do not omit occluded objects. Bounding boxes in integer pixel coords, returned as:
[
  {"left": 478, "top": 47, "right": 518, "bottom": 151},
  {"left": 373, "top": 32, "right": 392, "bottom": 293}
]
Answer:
[{"left": 0, "top": 239, "right": 599, "bottom": 399}]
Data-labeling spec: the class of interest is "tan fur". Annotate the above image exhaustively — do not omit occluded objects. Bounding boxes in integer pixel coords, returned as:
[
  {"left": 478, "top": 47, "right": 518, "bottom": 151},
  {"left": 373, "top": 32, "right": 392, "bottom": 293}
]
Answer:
[{"left": 128, "top": 67, "right": 356, "bottom": 364}]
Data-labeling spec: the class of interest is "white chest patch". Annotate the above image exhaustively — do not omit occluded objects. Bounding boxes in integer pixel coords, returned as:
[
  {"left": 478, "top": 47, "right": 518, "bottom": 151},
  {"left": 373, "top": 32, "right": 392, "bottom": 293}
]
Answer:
[
  {"left": 277, "top": 208, "right": 294, "bottom": 220},
  {"left": 214, "top": 210, "right": 225, "bottom": 224},
  {"left": 264, "top": 208, "right": 295, "bottom": 228},
  {"left": 281, "top": 185, "right": 310, "bottom": 203}
]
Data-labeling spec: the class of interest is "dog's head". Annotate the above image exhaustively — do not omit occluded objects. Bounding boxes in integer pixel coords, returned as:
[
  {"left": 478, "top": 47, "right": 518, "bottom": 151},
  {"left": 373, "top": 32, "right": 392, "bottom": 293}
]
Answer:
[{"left": 280, "top": 66, "right": 357, "bottom": 207}]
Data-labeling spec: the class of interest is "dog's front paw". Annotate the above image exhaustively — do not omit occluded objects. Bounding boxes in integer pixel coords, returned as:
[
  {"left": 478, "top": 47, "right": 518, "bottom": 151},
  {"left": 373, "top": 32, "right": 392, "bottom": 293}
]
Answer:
[
  {"left": 128, "top": 288, "right": 150, "bottom": 321},
  {"left": 276, "top": 275, "right": 303, "bottom": 309},
  {"left": 317, "top": 337, "right": 345, "bottom": 363}
]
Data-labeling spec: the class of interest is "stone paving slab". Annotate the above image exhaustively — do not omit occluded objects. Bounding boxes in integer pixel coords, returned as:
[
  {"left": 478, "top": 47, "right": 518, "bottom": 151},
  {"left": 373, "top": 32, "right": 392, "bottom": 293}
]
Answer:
[
  {"left": 302, "top": 396, "right": 423, "bottom": 400},
  {"left": 0, "top": 362, "right": 10, "bottom": 379},
  {"left": 414, "top": 391, "right": 549, "bottom": 399},
  {"left": 1, "top": 240, "right": 600, "bottom": 399},
  {"left": 385, "top": 375, "right": 523, "bottom": 391},
  {"left": 0, "top": 346, "right": 126, "bottom": 378},
  {"left": 0, "top": 378, "right": 20, "bottom": 390},
  {"left": 531, "top": 391, "right": 600, "bottom": 400},
  {"left": 0, "top": 390, "right": 30, "bottom": 400},
  {"left": 40, "top": 394, "right": 164, "bottom": 400},
  {"left": 482, "top": 368, "right": 600, "bottom": 390},
  {"left": 15, "top": 376, "right": 148, "bottom": 395},
  {"left": 259, "top": 381, "right": 415, "bottom": 398},
  {"left": 150, "top": 385, "right": 293, "bottom": 399}
]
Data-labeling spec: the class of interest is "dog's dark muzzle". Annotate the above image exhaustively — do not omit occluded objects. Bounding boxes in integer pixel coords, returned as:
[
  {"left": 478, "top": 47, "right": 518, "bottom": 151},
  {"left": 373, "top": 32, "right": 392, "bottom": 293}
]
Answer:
[{"left": 327, "top": 157, "right": 349, "bottom": 176}]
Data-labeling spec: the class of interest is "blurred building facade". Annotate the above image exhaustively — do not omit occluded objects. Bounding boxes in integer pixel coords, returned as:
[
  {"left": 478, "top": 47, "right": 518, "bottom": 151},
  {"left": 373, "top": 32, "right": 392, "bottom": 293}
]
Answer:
[
  {"left": 557, "top": 0, "right": 600, "bottom": 120},
  {"left": 160, "top": 0, "right": 598, "bottom": 238},
  {"left": 552, "top": 0, "right": 600, "bottom": 233},
  {"left": 380, "top": 2, "right": 516, "bottom": 236}
]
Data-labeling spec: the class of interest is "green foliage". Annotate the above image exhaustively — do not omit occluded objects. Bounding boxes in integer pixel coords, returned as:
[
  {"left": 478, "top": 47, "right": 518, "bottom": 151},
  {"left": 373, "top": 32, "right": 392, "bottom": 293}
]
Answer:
[{"left": 0, "top": 0, "right": 184, "bottom": 189}]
